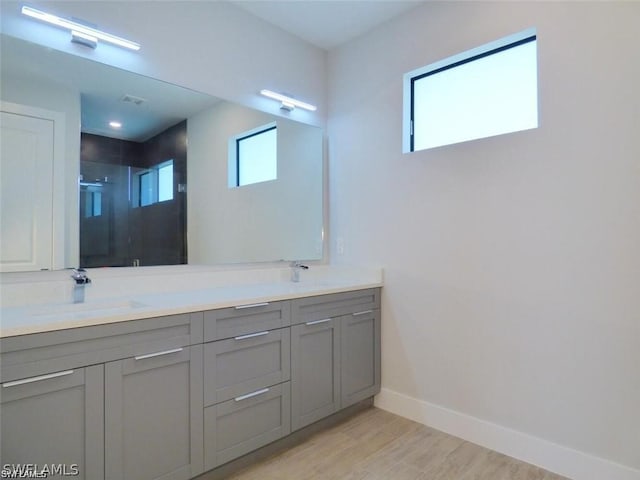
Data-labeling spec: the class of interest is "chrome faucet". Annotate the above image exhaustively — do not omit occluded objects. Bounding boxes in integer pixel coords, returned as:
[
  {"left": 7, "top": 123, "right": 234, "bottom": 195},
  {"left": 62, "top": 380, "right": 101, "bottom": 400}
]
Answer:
[
  {"left": 290, "top": 261, "right": 309, "bottom": 283},
  {"left": 71, "top": 268, "right": 91, "bottom": 303}
]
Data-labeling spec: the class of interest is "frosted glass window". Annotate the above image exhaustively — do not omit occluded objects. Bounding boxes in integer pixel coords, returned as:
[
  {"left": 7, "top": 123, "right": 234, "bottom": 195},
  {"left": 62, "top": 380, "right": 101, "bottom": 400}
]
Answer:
[
  {"left": 405, "top": 29, "right": 538, "bottom": 152},
  {"left": 237, "top": 126, "right": 277, "bottom": 186},
  {"left": 93, "top": 191, "right": 102, "bottom": 216},
  {"left": 139, "top": 171, "right": 153, "bottom": 207},
  {"left": 134, "top": 159, "right": 173, "bottom": 207},
  {"left": 158, "top": 162, "right": 173, "bottom": 202},
  {"left": 83, "top": 190, "right": 102, "bottom": 217}
]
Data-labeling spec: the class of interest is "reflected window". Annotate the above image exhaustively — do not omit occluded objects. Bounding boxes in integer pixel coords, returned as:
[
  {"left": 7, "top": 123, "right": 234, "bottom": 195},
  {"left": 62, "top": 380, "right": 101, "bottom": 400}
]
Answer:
[
  {"left": 82, "top": 189, "right": 102, "bottom": 217},
  {"left": 158, "top": 162, "right": 173, "bottom": 201},
  {"left": 134, "top": 159, "right": 174, "bottom": 207},
  {"left": 230, "top": 123, "right": 277, "bottom": 187}
]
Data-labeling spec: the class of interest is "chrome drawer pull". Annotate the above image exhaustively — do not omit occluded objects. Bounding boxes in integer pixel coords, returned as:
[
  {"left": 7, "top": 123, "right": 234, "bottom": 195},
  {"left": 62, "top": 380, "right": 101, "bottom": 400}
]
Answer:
[
  {"left": 234, "top": 388, "right": 270, "bottom": 402},
  {"left": 353, "top": 310, "right": 373, "bottom": 316},
  {"left": 305, "top": 318, "right": 331, "bottom": 326},
  {"left": 234, "top": 302, "right": 270, "bottom": 310},
  {"left": 135, "top": 347, "right": 183, "bottom": 361},
  {"left": 234, "top": 331, "right": 269, "bottom": 340},
  {"left": 2, "top": 370, "right": 74, "bottom": 388}
]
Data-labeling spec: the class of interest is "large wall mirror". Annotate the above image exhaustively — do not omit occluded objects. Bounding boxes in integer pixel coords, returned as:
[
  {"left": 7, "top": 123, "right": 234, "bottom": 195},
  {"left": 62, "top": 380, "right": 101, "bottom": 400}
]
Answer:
[{"left": 0, "top": 34, "right": 323, "bottom": 272}]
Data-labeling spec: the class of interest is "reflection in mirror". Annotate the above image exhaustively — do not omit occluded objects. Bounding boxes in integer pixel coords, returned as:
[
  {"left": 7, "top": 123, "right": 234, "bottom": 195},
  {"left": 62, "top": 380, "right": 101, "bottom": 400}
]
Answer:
[
  {"left": 189, "top": 102, "right": 323, "bottom": 264},
  {"left": 79, "top": 120, "right": 188, "bottom": 267},
  {"left": 0, "top": 34, "right": 323, "bottom": 272}
]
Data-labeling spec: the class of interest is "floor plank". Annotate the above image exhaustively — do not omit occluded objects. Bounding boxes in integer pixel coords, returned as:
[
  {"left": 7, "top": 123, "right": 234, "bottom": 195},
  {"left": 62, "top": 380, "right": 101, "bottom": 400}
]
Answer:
[{"left": 227, "top": 407, "right": 568, "bottom": 480}]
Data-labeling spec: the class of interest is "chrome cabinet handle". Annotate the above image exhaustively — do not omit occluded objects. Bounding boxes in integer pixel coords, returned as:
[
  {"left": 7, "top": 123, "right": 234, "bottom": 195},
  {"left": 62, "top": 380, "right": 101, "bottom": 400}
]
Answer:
[
  {"left": 234, "top": 331, "right": 269, "bottom": 340},
  {"left": 234, "top": 302, "right": 269, "bottom": 310},
  {"left": 234, "top": 388, "right": 270, "bottom": 402},
  {"left": 134, "top": 347, "right": 183, "bottom": 361},
  {"left": 305, "top": 318, "right": 331, "bottom": 326},
  {"left": 353, "top": 310, "right": 373, "bottom": 316},
  {"left": 2, "top": 370, "right": 74, "bottom": 388}
]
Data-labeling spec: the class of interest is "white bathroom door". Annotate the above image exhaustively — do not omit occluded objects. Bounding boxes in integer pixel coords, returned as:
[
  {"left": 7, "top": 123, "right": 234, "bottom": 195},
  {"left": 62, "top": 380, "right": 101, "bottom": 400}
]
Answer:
[{"left": 0, "top": 109, "right": 55, "bottom": 271}]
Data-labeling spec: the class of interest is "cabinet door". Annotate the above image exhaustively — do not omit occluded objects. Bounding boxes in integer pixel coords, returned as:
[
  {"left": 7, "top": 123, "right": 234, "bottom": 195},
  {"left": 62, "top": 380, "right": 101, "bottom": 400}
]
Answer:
[
  {"left": 291, "top": 318, "right": 340, "bottom": 431},
  {"left": 341, "top": 309, "right": 381, "bottom": 408},
  {"left": 0, "top": 365, "right": 104, "bottom": 479},
  {"left": 105, "top": 345, "right": 203, "bottom": 480}
]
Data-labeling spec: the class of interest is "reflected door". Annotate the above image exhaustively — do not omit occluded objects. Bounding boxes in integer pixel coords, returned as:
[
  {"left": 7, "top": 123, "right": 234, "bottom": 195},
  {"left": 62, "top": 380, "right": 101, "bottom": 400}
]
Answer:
[{"left": 0, "top": 109, "right": 54, "bottom": 272}]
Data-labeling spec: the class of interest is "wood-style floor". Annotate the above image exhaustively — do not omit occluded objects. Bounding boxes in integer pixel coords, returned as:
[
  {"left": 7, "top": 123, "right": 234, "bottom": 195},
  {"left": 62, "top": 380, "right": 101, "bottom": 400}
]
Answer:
[{"left": 227, "top": 407, "right": 568, "bottom": 480}]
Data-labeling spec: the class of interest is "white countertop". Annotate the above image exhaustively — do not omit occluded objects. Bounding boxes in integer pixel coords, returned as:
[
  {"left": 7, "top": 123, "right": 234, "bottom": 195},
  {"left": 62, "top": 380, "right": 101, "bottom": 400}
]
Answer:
[{"left": 0, "top": 271, "right": 382, "bottom": 338}]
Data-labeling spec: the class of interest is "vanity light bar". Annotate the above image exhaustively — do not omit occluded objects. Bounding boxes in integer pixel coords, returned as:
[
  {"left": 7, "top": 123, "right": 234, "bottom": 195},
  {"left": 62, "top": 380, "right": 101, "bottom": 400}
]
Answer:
[
  {"left": 260, "top": 89, "right": 317, "bottom": 112},
  {"left": 21, "top": 6, "right": 141, "bottom": 51}
]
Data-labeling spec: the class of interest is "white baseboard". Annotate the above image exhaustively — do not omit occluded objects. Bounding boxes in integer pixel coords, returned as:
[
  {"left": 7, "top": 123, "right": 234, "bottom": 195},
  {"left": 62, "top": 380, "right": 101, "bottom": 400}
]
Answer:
[{"left": 374, "top": 388, "right": 640, "bottom": 480}]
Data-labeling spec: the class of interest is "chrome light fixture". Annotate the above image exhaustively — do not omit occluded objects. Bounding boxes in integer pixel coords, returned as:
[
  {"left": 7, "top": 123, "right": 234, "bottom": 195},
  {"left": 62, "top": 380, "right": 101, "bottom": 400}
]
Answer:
[
  {"left": 260, "top": 89, "right": 317, "bottom": 112},
  {"left": 21, "top": 5, "right": 141, "bottom": 51}
]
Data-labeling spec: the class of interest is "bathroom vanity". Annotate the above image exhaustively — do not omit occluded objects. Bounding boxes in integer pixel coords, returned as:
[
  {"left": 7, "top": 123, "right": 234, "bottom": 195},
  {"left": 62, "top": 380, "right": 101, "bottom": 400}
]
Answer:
[{"left": 0, "top": 283, "right": 381, "bottom": 480}]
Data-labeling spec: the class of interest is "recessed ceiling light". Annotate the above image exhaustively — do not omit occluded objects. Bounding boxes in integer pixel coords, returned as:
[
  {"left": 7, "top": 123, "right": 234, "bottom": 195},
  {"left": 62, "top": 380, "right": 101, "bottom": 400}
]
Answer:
[{"left": 109, "top": 121, "right": 122, "bottom": 128}]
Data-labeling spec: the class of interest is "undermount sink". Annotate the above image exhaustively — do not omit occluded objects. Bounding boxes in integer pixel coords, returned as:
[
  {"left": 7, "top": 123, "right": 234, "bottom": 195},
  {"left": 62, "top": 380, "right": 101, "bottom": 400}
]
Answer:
[{"left": 30, "top": 300, "right": 146, "bottom": 317}]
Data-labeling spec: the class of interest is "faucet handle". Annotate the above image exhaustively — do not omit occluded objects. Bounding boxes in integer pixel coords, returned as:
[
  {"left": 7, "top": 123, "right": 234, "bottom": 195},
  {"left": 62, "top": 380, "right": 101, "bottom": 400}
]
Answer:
[{"left": 290, "top": 261, "right": 309, "bottom": 270}]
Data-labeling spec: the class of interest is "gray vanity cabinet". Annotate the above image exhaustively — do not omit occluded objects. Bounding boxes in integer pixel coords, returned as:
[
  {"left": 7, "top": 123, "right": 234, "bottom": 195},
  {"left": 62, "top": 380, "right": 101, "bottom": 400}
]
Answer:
[
  {"left": 104, "top": 345, "right": 204, "bottom": 480},
  {"left": 290, "top": 288, "right": 381, "bottom": 430},
  {"left": 290, "top": 318, "right": 341, "bottom": 431},
  {"left": 340, "top": 309, "right": 381, "bottom": 408},
  {"left": 0, "top": 365, "right": 104, "bottom": 479},
  {"left": 0, "top": 312, "right": 203, "bottom": 480},
  {"left": 0, "top": 287, "right": 381, "bottom": 479}
]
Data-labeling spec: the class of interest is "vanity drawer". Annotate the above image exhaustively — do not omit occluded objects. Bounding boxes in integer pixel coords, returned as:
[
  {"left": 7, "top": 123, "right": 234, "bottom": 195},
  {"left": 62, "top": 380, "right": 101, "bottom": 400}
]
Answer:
[
  {"left": 291, "top": 288, "right": 380, "bottom": 325},
  {"left": 203, "top": 301, "right": 290, "bottom": 342},
  {"left": 0, "top": 313, "right": 203, "bottom": 383},
  {"left": 204, "top": 328, "right": 290, "bottom": 406},
  {"left": 204, "top": 382, "right": 290, "bottom": 470}
]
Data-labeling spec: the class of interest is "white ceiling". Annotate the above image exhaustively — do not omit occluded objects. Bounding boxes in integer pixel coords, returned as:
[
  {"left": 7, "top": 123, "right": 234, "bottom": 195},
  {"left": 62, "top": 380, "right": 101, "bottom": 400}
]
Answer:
[{"left": 230, "top": 1, "right": 425, "bottom": 50}]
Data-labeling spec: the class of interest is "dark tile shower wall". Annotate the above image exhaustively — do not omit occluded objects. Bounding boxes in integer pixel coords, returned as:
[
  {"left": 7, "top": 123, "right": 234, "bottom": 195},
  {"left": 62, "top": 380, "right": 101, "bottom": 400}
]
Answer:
[{"left": 80, "top": 120, "right": 187, "bottom": 267}]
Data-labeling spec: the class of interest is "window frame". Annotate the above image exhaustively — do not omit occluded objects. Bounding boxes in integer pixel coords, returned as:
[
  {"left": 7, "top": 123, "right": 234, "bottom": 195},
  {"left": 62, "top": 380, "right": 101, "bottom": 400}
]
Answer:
[
  {"left": 403, "top": 27, "right": 537, "bottom": 153},
  {"left": 132, "top": 159, "right": 174, "bottom": 207},
  {"left": 228, "top": 121, "right": 278, "bottom": 188}
]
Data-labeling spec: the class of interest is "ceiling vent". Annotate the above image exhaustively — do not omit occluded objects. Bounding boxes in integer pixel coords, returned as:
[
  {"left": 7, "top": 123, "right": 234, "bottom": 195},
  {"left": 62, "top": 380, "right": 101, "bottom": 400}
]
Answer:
[{"left": 121, "top": 94, "right": 147, "bottom": 106}]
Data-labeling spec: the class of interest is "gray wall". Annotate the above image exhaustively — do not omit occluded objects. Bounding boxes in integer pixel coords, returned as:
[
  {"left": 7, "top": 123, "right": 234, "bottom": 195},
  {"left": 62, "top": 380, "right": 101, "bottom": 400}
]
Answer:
[{"left": 328, "top": 1, "right": 640, "bottom": 476}]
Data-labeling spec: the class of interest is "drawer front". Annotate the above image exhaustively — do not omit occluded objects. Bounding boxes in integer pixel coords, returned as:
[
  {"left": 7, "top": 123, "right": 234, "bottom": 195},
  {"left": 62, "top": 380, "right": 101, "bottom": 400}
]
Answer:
[
  {"left": 204, "top": 329, "right": 290, "bottom": 406},
  {"left": 203, "top": 301, "right": 290, "bottom": 342},
  {"left": 204, "top": 382, "right": 291, "bottom": 469},
  {"left": 290, "top": 288, "right": 380, "bottom": 325},
  {"left": 0, "top": 313, "right": 203, "bottom": 383}
]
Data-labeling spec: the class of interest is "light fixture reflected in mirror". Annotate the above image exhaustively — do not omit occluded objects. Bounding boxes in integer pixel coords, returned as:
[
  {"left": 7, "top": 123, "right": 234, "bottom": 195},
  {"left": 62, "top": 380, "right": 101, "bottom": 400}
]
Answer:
[{"left": 260, "top": 89, "right": 317, "bottom": 112}]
